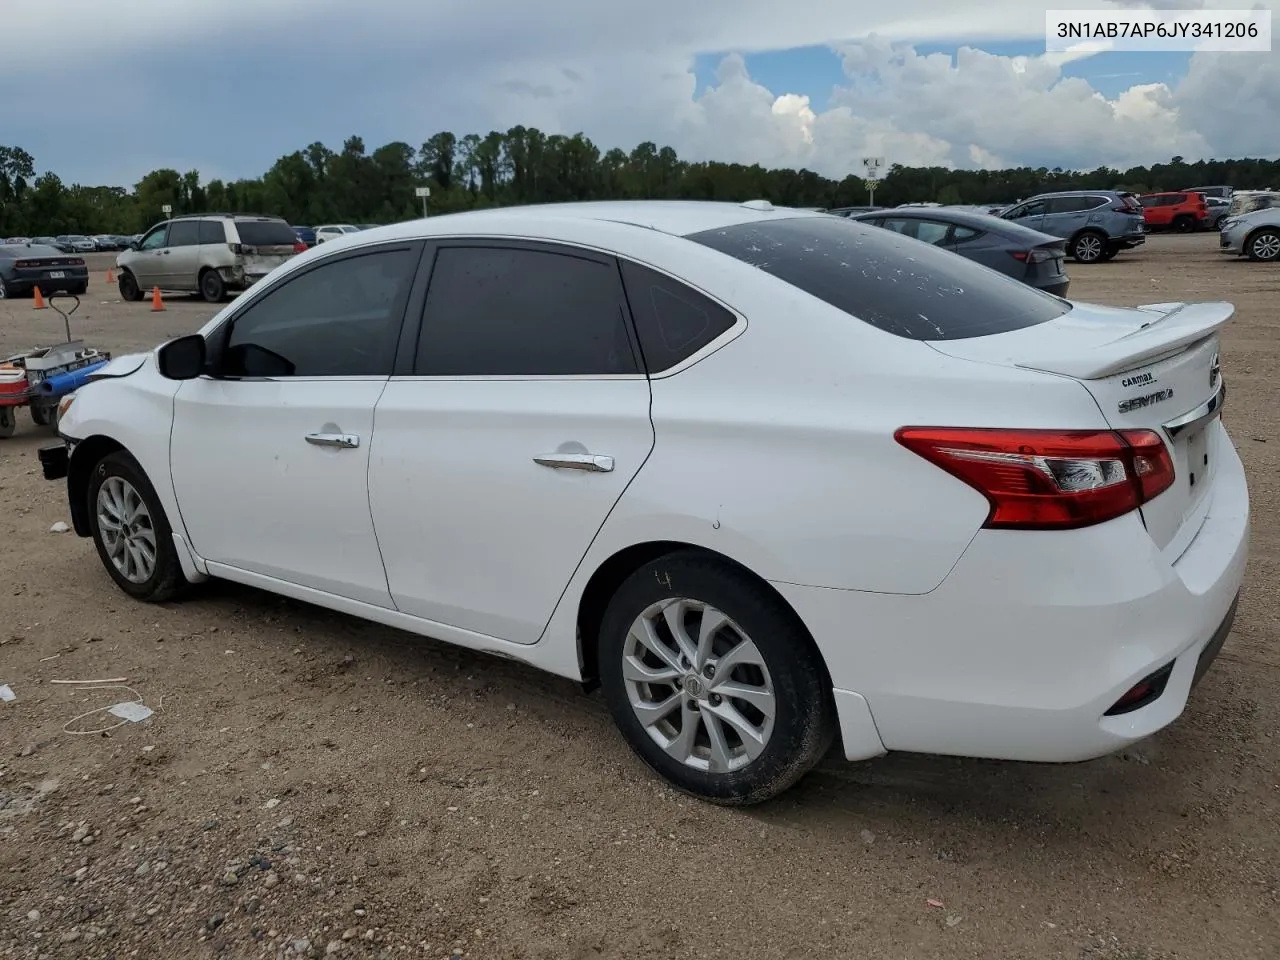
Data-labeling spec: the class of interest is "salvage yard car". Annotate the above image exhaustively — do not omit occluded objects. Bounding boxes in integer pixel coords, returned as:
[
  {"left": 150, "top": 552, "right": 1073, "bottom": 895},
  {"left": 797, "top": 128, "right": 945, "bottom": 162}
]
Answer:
[
  {"left": 115, "top": 214, "right": 307, "bottom": 303},
  {"left": 1218, "top": 206, "right": 1280, "bottom": 261},
  {"left": 41, "top": 200, "right": 1248, "bottom": 805},
  {"left": 0, "top": 241, "right": 89, "bottom": 297}
]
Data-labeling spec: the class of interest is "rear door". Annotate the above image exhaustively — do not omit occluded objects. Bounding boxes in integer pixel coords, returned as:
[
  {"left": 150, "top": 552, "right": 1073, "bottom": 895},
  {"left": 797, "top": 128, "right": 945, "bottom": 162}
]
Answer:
[
  {"left": 232, "top": 219, "right": 300, "bottom": 282},
  {"left": 368, "top": 239, "right": 655, "bottom": 645},
  {"left": 1041, "top": 196, "right": 1094, "bottom": 238}
]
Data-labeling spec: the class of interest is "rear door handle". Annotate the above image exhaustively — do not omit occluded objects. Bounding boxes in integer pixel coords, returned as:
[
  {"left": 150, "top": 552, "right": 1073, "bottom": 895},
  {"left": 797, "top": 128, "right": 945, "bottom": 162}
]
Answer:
[
  {"left": 306, "top": 432, "right": 360, "bottom": 449},
  {"left": 533, "top": 453, "right": 614, "bottom": 473}
]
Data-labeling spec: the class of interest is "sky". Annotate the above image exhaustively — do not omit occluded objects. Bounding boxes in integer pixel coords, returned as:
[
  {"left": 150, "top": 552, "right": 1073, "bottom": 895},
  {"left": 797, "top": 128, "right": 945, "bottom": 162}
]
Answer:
[{"left": 0, "top": 0, "right": 1275, "bottom": 188}]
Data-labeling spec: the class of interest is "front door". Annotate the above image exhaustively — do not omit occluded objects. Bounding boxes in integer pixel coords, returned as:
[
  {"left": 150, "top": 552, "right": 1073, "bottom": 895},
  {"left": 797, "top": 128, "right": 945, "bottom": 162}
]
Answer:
[
  {"left": 1002, "top": 199, "right": 1047, "bottom": 233},
  {"left": 169, "top": 241, "right": 425, "bottom": 606},
  {"left": 369, "top": 240, "right": 655, "bottom": 644},
  {"left": 128, "top": 223, "right": 170, "bottom": 289},
  {"left": 159, "top": 219, "right": 203, "bottom": 291}
]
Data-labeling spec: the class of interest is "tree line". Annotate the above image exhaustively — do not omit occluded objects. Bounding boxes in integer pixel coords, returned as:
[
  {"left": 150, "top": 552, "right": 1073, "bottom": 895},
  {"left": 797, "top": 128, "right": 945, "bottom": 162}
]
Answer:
[{"left": 2, "top": 135, "right": 1278, "bottom": 236}]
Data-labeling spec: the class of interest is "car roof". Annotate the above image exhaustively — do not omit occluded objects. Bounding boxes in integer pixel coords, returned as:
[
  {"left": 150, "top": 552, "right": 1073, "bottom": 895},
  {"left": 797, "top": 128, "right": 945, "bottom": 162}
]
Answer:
[
  {"left": 849, "top": 207, "right": 1063, "bottom": 244},
  {"left": 359, "top": 200, "right": 829, "bottom": 244},
  {"left": 1027, "top": 189, "right": 1123, "bottom": 199}
]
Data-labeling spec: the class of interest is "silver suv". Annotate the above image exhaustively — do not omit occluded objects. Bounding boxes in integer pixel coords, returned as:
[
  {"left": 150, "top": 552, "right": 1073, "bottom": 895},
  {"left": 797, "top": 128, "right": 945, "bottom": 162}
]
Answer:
[
  {"left": 999, "top": 190, "right": 1146, "bottom": 263},
  {"left": 116, "top": 215, "right": 303, "bottom": 303}
]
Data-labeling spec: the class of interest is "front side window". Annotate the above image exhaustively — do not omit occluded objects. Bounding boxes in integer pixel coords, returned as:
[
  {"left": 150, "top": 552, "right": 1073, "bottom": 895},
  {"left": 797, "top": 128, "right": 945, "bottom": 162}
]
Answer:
[
  {"left": 1007, "top": 200, "right": 1046, "bottom": 219},
  {"left": 220, "top": 246, "right": 419, "bottom": 378},
  {"left": 414, "top": 244, "right": 637, "bottom": 376},
  {"left": 685, "top": 216, "right": 1070, "bottom": 341},
  {"left": 138, "top": 225, "right": 168, "bottom": 251},
  {"left": 197, "top": 220, "right": 226, "bottom": 244}
]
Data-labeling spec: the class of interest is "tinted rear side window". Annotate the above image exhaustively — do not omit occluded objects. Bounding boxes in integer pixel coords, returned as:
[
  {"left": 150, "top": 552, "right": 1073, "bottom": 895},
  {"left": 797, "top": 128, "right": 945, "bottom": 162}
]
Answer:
[
  {"left": 619, "top": 260, "right": 736, "bottom": 373},
  {"left": 235, "top": 220, "right": 298, "bottom": 246},
  {"left": 198, "top": 220, "right": 226, "bottom": 244},
  {"left": 415, "top": 244, "right": 638, "bottom": 376},
  {"left": 684, "top": 217, "right": 1070, "bottom": 341},
  {"left": 167, "top": 220, "right": 200, "bottom": 247}
]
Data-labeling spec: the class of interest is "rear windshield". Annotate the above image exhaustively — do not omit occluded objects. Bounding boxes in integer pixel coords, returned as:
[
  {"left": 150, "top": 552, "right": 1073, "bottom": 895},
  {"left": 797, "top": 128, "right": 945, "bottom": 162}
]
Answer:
[
  {"left": 234, "top": 219, "right": 298, "bottom": 246},
  {"left": 684, "top": 216, "right": 1070, "bottom": 341}
]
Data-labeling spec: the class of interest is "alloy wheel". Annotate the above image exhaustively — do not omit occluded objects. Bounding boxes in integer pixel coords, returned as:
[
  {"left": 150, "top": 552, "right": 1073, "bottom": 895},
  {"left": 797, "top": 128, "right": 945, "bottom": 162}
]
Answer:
[
  {"left": 1251, "top": 232, "right": 1280, "bottom": 261},
  {"left": 96, "top": 476, "right": 157, "bottom": 584},
  {"left": 622, "top": 598, "right": 776, "bottom": 774}
]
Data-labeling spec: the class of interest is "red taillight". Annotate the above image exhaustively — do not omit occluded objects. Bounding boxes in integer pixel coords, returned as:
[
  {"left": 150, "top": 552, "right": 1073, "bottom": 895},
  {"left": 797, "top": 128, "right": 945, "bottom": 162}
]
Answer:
[
  {"left": 14, "top": 260, "right": 32, "bottom": 269},
  {"left": 70, "top": 258, "right": 84, "bottom": 266},
  {"left": 1010, "top": 248, "right": 1056, "bottom": 264},
  {"left": 894, "top": 427, "right": 1176, "bottom": 530},
  {"left": 293, "top": 241, "right": 307, "bottom": 253}
]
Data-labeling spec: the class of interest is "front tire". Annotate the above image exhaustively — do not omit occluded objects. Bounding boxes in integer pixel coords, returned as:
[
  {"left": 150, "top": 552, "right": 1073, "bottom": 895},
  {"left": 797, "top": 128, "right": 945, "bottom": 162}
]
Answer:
[
  {"left": 118, "top": 270, "right": 143, "bottom": 302},
  {"left": 598, "top": 551, "right": 836, "bottom": 806},
  {"left": 86, "top": 451, "right": 185, "bottom": 602},
  {"left": 1246, "top": 228, "right": 1280, "bottom": 262}
]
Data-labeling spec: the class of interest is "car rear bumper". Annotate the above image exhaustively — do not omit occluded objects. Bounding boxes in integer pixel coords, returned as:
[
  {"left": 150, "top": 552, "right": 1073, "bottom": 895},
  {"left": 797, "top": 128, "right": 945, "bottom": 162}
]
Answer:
[
  {"left": 1037, "top": 279, "right": 1070, "bottom": 297},
  {"left": 775, "top": 420, "right": 1250, "bottom": 763},
  {"left": 5, "top": 274, "right": 89, "bottom": 295}
]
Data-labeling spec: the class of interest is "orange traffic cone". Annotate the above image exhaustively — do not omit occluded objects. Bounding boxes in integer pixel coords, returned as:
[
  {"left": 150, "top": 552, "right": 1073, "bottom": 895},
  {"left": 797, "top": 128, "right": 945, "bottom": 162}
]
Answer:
[
  {"left": 32, "top": 287, "right": 47, "bottom": 310},
  {"left": 150, "top": 287, "right": 165, "bottom": 312},
  {"left": 106, "top": 268, "right": 115, "bottom": 283}
]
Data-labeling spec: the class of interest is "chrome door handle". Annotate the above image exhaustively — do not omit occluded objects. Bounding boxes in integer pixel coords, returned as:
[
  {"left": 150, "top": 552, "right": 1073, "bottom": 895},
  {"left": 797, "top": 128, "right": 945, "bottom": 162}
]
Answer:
[
  {"left": 533, "top": 453, "right": 614, "bottom": 473},
  {"left": 305, "top": 432, "right": 360, "bottom": 449}
]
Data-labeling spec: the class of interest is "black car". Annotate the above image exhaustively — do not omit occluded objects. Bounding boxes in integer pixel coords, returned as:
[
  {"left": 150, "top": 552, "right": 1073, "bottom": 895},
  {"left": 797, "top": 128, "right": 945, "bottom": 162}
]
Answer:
[
  {"left": 0, "top": 243, "right": 89, "bottom": 299},
  {"left": 847, "top": 207, "right": 1071, "bottom": 297}
]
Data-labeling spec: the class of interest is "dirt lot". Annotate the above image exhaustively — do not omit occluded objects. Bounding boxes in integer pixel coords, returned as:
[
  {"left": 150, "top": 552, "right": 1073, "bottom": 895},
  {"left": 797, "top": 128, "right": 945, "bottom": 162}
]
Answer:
[{"left": 0, "top": 237, "right": 1277, "bottom": 960}]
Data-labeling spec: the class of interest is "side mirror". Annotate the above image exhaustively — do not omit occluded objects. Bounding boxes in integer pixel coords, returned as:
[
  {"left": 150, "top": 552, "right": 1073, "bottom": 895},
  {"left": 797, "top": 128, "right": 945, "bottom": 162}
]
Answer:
[{"left": 156, "top": 334, "right": 206, "bottom": 380}]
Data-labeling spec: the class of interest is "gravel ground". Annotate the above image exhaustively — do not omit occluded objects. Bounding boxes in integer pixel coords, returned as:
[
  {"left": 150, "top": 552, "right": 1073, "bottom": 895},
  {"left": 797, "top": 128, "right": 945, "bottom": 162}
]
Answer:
[{"left": 0, "top": 235, "right": 1277, "bottom": 960}]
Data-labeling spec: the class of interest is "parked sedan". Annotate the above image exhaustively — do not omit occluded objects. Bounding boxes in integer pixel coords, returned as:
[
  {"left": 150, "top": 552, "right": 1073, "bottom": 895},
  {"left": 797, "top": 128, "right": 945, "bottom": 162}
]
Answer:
[
  {"left": 57, "top": 235, "right": 97, "bottom": 254},
  {"left": 41, "top": 200, "right": 1247, "bottom": 805},
  {"left": 0, "top": 242, "right": 89, "bottom": 298},
  {"left": 1218, "top": 207, "right": 1280, "bottom": 261},
  {"left": 848, "top": 207, "right": 1070, "bottom": 296}
]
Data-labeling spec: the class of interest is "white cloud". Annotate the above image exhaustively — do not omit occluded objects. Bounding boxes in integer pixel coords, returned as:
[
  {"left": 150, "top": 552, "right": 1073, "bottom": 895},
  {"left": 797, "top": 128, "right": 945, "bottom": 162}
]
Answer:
[{"left": 0, "top": 0, "right": 1274, "bottom": 187}]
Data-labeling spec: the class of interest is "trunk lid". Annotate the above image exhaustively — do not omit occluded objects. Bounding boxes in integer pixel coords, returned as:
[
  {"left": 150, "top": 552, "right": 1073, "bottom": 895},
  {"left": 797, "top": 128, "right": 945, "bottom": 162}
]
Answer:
[{"left": 927, "top": 300, "right": 1232, "bottom": 552}]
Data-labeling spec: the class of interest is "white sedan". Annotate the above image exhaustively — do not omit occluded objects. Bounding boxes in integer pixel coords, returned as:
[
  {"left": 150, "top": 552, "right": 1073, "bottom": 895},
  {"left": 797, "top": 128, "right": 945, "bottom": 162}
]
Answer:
[
  {"left": 40, "top": 200, "right": 1249, "bottom": 805},
  {"left": 1218, "top": 206, "right": 1280, "bottom": 261}
]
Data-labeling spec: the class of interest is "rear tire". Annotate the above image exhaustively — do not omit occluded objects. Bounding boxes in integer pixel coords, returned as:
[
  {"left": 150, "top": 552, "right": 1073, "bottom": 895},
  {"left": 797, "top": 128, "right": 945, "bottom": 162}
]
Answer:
[
  {"left": 1246, "top": 228, "right": 1280, "bottom": 262},
  {"left": 1172, "top": 215, "right": 1195, "bottom": 233},
  {"left": 199, "top": 268, "right": 226, "bottom": 303},
  {"left": 597, "top": 550, "right": 837, "bottom": 806},
  {"left": 1070, "top": 230, "right": 1107, "bottom": 263},
  {"left": 0, "top": 407, "right": 15, "bottom": 439},
  {"left": 118, "top": 270, "right": 143, "bottom": 302},
  {"left": 86, "top": 451, "right": 185, "bottom": 602},
  {"left": 71, "top": 283, "right": 87, "bottom": 295}
]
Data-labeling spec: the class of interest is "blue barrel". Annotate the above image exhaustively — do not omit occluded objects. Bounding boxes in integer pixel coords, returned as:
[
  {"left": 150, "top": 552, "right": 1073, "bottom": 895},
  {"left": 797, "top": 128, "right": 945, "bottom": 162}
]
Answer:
[{"left": 36, "top": 359, "right": 110, "bottom": 396}]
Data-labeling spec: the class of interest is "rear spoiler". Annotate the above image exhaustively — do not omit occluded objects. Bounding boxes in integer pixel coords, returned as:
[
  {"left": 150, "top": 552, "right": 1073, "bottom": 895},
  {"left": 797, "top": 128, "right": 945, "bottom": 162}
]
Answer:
[{"left": 1014, "top": 301, "right": 1234, "bottom": 380}]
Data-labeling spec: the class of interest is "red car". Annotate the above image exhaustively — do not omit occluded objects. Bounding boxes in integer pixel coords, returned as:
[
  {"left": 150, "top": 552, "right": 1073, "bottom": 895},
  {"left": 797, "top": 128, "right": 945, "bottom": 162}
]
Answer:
[{"left": 1139, "top": 191, "right": 1208, "bottom": 232}]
